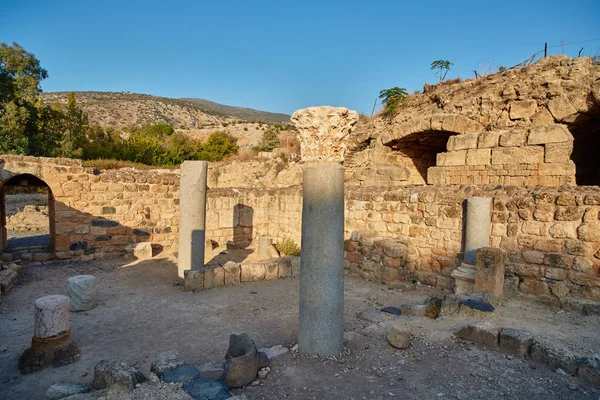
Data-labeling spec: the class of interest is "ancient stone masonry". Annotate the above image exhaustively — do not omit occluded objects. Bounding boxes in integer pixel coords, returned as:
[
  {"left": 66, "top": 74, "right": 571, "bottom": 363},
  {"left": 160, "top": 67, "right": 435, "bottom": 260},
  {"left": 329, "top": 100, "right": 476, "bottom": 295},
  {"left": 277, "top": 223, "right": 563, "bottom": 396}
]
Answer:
[
  {"left": 345, "top": 55, "right": 600, "bottom": 187},
  {"left": 0, "top": 155, "right": 179, "bottom": 260},
  {"left": 344, "top": 184, "right": 600, "bottom": 303}
]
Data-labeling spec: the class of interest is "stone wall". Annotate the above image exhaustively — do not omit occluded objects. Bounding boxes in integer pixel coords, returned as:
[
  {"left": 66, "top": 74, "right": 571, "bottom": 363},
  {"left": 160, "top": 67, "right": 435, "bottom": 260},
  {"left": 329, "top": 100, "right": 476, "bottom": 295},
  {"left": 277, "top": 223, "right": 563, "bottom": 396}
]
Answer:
[
  {"left": 344, "top": 185, "right": 600, "bottom": 303},
  {"left": 0, "top": 155, "right": 180, "bottom": 259}
]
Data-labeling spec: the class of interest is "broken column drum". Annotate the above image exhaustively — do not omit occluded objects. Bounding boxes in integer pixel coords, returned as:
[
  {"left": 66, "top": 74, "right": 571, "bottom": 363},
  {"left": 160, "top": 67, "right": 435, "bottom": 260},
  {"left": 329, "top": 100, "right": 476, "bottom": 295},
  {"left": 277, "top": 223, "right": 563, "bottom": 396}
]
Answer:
[
  {"left": 178, "top": 161, "right": 208, "bottom": 278},
  {"left": 291, "top": 106, "right": 359, "bottom": 357},
  {"left": 19, "top": 294, "right": 80, "bottom": 374}
]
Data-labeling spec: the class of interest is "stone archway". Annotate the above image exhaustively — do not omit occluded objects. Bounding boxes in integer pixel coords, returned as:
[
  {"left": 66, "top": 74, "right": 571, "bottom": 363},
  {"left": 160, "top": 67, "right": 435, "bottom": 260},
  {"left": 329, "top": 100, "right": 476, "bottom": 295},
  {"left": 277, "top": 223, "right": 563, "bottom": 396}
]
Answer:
[
  {"left": 0, "top": 173, "right": 55, "bottom": 255},
  {"left": 569, "top": 104, "right": 600, "bottom": 186}
]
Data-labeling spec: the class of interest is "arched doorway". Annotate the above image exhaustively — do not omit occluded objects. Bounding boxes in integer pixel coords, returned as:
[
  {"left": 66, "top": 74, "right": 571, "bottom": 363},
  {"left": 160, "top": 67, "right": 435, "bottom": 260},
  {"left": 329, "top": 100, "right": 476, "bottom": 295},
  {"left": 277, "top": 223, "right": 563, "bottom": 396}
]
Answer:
[
  {"left": 385, "top": 129, "right": 459, "bottom": 183},
  {"left": 570, "top": 105, "right": 600, "bottom": 186},
  {"left": 0, "top": 174, "right": 55, "bottom": 257}
]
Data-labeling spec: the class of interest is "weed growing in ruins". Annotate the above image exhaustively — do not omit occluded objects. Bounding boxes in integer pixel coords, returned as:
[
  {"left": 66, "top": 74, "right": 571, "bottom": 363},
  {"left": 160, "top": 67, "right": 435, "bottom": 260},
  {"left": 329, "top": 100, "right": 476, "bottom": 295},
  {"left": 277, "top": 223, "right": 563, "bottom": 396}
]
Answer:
[
  {"left": 276, "top": 237, "right": 300, "bottom": 256},
  {"left": 378, "top": 87, "right": 408, "bottom": 116}
]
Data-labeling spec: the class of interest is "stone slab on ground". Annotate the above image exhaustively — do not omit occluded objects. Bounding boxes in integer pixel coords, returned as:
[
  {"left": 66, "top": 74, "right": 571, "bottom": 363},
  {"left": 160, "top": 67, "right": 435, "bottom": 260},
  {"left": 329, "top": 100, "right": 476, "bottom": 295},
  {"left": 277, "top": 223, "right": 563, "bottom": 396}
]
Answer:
[
  {"left": 223, "top": 334, "right": 261, "bottom": 389},
  {"left": 457, "top": 321, "right": 501, "bottom": 351},
  {"left": 150, "top": 350, "right": 185, "bottom": 378},
  {"left": 92, "top": 360, "right": 146, "bottom": 393},
  {"left": 498, "top": 328, "right": 534, "bottom": 358},
  {"left": 197, "top": 362, "right": 225, "bottom": 380},
  {"left": 258, "top": 345, "right": 289, "bottom": 360},
  {"left": 458, "top": 299, "right": 495, "bottom": 319},
  {"left": 182, "top": 377, "right": 232, "bottom": 400},
  {"left": 0, "top": 269, "right": 18, "bottom": 293},
  {"left": 45, "top": 381, "right": 89, "bottom": 400},
  {"left": 163, "top": 364, "right": 200, "bottom": 383},
  {"left": 125, "top": 242, "right": 153, "bottom": 260},
  {"left": 578, "top": 355, "right": 600, "bottom": 386},
  {"left": 358, "top": 308, "right": 399, "bottom": 323},
  {"left": 530, "top": 342, "right": 581, "bottom": 375}
]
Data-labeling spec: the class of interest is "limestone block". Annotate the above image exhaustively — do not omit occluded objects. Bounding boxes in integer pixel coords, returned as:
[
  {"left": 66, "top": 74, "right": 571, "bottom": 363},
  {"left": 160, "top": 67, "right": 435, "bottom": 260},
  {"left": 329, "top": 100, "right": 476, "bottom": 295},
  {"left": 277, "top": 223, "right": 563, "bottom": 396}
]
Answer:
[
  {"left": 474, "top": 248, "right": 505, "bottom": 298},
  {"left": 499, "top": 130, "right": 528, "bottom": 147},
  {"left": 457, "top": 321, "right": 501, "bottom": 350},
  {"left": 466, "top": 149, "right": 491, "bottom": 166},
  {"left": 67, "top": 275, "right": 97, "bottom": 312},
  {"left": 150, "top": 350, "right": 184, "bottom": 378},
  {"left": 45, "top": 382, "right": 89, "bottom": 400},
  {"left": 509, "top": 100, "right": 538, "bottom": 120},
  {"left": 527, "top": 124, "right": 573, "bottom": 145},
  {"left": 447, "top": 132, "right": 480, "bottom": 151},
  {"left": 0, "top": 269, "right": 18, "bottom": 294},
  {"left": 32, "top": 295, "right": 70, "bottom": 339},
  {"left": 241, "top": 262, "right": 266, "bottom": 282},
  {"left": 491, "top": 146, "right": 544, "bottom": 165},
  {"left": 223, "top": 261, "right": 241, "bottom": 286},
  {"left": 93, "top": 360, "right": 147, "bottom": 392},
  {"left": 545, "top": 142, "right": 573, "bottom": 163},
  {"left": 184, "top": 270, "right": 203, "bottom": 291},
  {"left": 478, "top": 131, "right": 501, "bottom": 148},
  {"left": 547, "top": 97, "right": 577, "bottom": 121},
  {"left": 498, "top": 328, "right": 534, "bottom": 357},
  {"left": 437, "top": 151, "right": 467, "bottom": 166},
  {"left": 530, "top": 342, "right": 581, "bottom": 375},
  {"left": 531, "top": 108, "right": 555, "bottom": 126},
  {"left": 126, "top": 242, "right": 153, "bottom": 260},
  {"left": 577, "top": 222, "right": 600, "bottom": 242}
]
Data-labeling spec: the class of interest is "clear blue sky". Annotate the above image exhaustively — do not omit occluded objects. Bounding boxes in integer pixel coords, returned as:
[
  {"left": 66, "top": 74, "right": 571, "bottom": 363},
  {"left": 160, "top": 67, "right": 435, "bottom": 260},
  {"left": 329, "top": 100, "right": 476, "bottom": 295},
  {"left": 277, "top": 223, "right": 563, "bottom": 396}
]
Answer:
[{"left": 1, "top": 0, "right": 599, "bottom": 115}]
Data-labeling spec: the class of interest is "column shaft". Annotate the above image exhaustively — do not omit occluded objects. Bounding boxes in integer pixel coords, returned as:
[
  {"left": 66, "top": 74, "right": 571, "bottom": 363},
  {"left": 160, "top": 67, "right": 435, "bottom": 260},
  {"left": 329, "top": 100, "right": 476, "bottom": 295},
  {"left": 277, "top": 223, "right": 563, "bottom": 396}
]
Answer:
[
  {"left": 178, "top": 161, "right": 208, "bottom": 278},
  {"left": 464, "top": 197, "right": 492, "bottom": 264},
  {"left": 299, "top": 162, "right": 345, "bottom": 356}
]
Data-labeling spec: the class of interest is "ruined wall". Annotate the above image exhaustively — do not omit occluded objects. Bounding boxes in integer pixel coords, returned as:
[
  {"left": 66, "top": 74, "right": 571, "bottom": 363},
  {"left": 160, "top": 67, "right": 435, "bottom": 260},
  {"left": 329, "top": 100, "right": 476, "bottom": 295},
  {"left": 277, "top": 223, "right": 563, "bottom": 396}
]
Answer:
[
  {"left": 346, "top": 55, "right": 600, "bottom": 187},
  {"left": 0, "top": 156, "right": 180, "bottom": 259},
  {"left": 343, "top": 185, "right": 600, "bottom": 303}
]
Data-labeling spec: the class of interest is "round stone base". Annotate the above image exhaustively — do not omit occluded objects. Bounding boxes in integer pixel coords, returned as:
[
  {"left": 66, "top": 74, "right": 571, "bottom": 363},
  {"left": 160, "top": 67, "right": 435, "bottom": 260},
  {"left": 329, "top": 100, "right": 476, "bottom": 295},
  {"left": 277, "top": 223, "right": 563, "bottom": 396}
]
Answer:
[{"left": 19, "top": 330, "right": 80, "bottom": 374}]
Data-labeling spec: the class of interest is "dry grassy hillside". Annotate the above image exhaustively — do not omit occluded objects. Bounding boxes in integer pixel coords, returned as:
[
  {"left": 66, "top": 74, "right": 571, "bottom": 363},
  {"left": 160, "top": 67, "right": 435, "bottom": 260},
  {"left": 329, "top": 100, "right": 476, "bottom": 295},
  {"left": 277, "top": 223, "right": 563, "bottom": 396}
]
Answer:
[{"left": 42, "top": 91, "right": 291, "bottom": 148}]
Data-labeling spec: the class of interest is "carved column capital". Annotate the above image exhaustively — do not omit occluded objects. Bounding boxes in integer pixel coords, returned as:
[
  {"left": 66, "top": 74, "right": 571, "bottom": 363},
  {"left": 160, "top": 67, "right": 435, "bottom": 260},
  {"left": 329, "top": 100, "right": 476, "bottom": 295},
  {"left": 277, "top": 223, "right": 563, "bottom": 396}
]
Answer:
[{"left": 291, "top": 106, "right": 359, "bottom": 162}]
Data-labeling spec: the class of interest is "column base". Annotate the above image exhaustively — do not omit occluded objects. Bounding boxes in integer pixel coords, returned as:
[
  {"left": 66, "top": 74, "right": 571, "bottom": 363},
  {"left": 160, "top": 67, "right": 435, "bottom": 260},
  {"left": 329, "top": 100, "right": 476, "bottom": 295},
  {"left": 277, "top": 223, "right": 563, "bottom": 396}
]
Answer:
[
  {"left": 19, "top": 330, "right": 80, "bottom": 374},
  {"left": 451, "top": 263, "right": 476, "bottom": 296}
]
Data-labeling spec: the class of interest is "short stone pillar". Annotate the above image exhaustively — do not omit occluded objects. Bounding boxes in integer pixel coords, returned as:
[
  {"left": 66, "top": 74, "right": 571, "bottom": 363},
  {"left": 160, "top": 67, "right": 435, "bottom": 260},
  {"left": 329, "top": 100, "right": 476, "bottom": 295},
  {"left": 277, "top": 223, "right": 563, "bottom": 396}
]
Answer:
[
  {"left": 452, "top": 197, "right": 492, "bottom": 295},
  {"left": 178, "top": 161, "right": 208, "bottom": 278},
  {"left": 19, "top": 295, "right": 80, "bottom": 374},
  {"left": 291, "top": 106, "right": 358, "bottom": 357},
  {"left": 474, "top": 247, "right": 506, "bottom": 298},
  {"left": 67, "top": 275, "right": 97, "bottom": 311},
  {"left": 255, "top": 236, "right": 279, "bottom": 261}
]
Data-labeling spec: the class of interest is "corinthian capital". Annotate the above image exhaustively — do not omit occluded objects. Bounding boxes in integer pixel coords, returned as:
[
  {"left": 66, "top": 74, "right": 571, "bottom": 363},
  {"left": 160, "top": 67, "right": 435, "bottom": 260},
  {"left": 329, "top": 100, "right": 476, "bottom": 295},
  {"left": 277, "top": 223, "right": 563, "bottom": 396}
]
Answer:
[{"left": 291, "top": 106, "right": 359, "bottom": 163}]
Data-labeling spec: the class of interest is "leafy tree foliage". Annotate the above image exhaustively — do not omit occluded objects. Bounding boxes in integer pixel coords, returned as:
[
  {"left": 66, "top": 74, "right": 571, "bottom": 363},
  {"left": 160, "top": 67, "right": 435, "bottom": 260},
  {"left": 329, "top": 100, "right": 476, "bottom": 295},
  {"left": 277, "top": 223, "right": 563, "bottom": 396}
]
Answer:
[
  {"left": 0, "top": 42, "right": 239, "bottom": 166},
  {"left": 197, "top": 131, "right": 238, "bottom": 162},
  {"left": 256, "top": 125, "right": 281, "bottom": 152},
  {"left": 430, "top": 60, "right": 454, "bottom": 83},
  {"left": 378, "top": 87, "right": 408, "bottom": 115}
]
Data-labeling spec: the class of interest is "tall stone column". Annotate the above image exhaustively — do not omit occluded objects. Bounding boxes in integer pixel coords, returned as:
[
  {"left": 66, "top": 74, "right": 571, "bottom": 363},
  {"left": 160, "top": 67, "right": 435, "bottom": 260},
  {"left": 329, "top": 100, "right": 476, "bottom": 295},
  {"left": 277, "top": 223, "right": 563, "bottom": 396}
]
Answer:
[
  {"left": 178, "top": 161, "right": 208, "bottom": 278},
  {"left": 291, "top": 106, "right": 358, "bottom": 357},
  {"left": 452, "top": 196, "right": 492, "bottom": 295}
]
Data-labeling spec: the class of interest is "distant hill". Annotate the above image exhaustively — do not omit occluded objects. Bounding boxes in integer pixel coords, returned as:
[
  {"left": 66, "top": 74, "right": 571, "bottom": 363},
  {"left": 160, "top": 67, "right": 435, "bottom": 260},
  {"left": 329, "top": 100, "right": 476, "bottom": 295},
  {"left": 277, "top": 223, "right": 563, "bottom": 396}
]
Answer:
[
  {"left": 181, "top": 98, "right": 291, "bottom": 123},
  {"left": 42, "top": 91, "right": 292, "bottom": 148}
]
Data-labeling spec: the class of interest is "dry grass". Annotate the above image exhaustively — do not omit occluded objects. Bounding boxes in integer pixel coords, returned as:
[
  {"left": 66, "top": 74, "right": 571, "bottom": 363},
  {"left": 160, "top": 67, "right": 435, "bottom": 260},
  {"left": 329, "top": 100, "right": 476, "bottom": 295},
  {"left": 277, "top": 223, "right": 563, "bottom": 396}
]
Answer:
[{"left": 82, "top": 159, "right": 179, "bottom": 171}]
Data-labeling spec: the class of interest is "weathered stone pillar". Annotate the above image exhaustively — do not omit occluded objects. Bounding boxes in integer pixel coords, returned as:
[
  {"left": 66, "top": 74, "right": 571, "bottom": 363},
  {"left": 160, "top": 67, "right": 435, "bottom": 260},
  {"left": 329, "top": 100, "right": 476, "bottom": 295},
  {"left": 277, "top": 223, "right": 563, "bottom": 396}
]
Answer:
[
  {"left": 178, "top": 161, "right": 208, "bottom": 278},
  {"left": 19, "top": 295, "right": 80, "bottom": 374},
  {"left": 452, "top": 196, "right": 492, "bottom": 295},
  {"left": 291, "top": 106, "right": 358, "bottom": 357},
  {"left": 464, "top": 197, "right": 492, "bottom": 264}
]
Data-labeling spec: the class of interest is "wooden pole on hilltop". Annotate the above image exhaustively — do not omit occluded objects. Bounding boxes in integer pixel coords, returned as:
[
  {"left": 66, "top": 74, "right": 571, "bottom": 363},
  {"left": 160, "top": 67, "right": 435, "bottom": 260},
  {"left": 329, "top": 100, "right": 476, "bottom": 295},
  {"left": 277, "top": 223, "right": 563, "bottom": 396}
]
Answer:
[{"left": 544, "top": 42, "right": 547, "bottom": 58}]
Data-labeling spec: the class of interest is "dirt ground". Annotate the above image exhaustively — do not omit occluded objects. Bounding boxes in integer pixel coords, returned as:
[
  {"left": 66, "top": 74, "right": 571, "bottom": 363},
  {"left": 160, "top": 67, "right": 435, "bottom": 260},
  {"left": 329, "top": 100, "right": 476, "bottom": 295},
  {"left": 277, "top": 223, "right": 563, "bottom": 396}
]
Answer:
[{"left": 1, "top": 257, "right": 599, "bottom": 400}]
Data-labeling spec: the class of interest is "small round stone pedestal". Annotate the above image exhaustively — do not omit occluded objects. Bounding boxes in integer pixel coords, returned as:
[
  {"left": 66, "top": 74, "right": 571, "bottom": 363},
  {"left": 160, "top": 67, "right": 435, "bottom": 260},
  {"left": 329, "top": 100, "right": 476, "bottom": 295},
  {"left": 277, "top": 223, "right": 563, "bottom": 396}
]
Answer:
[
  {"left": 67, "top": 275, "right": 97, "bottom": 311},
  {"left": 19, "top": 295, "right": 80, "bottom": 374}
]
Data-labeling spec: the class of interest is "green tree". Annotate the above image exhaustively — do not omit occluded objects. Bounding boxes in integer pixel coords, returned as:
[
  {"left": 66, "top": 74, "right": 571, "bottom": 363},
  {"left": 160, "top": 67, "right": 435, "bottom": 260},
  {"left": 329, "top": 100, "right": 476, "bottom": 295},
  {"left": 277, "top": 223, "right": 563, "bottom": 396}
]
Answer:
[
  {"left": 430, "top": 60, "right": 454, "bottom": 83},
  {"left": 59, "top": 92, "right": 89, "bottom": 158},
  {"left": 198, "top": 131, "right": 238, "bottom": 162},
  {"left": 257, "top": 125, "right": 281, "bottom": 152},
  {"left": 378, "top": 87, "right": 408, "bottom": 115}
]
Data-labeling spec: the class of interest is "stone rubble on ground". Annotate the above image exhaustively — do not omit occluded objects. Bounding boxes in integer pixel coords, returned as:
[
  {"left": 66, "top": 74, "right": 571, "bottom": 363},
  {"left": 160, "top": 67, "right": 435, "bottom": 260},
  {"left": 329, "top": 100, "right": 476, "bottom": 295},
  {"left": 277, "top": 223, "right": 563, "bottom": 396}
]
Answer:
[
  {"left": 92, "top": 360, "right": 147, "bottom": 393},
  {"left": 150, "top": 350, "right": 185, "bottom": 378},
  {"left": 45, "top": 381, "right": 89, "bottom": 400}
]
